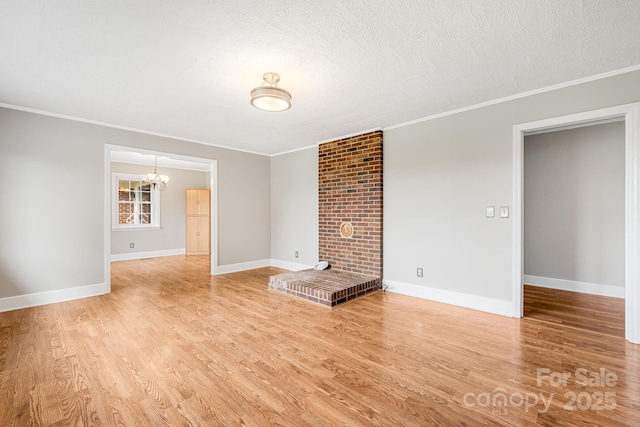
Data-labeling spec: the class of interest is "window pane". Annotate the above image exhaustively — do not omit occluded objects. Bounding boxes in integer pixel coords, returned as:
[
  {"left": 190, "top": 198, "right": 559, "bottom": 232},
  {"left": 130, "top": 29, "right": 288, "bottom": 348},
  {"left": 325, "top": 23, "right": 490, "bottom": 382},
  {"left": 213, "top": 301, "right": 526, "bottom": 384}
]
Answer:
[
  {"left": 141, "top": 191, "right": 151, "bottom": 202},
  {"left": 141, "top": 203, "right": 151, "bottom": 224},
  {"left": 118, "top": 202, "right": 134, "bottom": 224},
  {"left": 118, "top": 180, "right": 130, "bottom": 202}
]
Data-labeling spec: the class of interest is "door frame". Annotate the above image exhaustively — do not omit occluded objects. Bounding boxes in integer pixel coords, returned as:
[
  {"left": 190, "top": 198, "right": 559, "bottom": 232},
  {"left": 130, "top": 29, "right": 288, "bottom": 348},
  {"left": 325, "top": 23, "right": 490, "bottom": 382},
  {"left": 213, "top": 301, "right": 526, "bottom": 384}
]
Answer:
[
  {"left": 512, "top": 102, "right": 640, "bottom": 344},
  {"left": 104, "top": 144, "right": 219, "bottom": 294}
]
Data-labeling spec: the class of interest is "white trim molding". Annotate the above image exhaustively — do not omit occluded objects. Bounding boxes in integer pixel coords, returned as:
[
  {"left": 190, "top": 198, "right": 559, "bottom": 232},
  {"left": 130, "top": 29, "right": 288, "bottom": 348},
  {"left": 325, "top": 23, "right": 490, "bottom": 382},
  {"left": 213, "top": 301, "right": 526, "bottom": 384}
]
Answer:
[
  {"left": 625, "top": 103, "right": 640, "bottom": 344},
  {"left": 104, "top": 145, "right": 112, "bottom": 294},
  {"left": 111, "top": 248, "right": 186, "bottom": 262},
  {"left": 215, "top": 259, "right": 272, "bottom": 275},
  {"left": 383, "top": 279, "right": 514, "bottom": 317},
  {"left": 383, "top": 65, "right": 640, "bottom": 132},
  {"left": 0, "top": 102, "right": 268, "bottom": 157},
  {"left": 209, "top": 161, "right": 219, "bottom": 276},
  {"left": 513, "top": 102, "right": 640, "bottom": 344},
  {"left": 0, "top": 283, "right": 108, "bottom": 313},
  {"left": 524, "top": 275, "right": 625, "bottom": 299}
]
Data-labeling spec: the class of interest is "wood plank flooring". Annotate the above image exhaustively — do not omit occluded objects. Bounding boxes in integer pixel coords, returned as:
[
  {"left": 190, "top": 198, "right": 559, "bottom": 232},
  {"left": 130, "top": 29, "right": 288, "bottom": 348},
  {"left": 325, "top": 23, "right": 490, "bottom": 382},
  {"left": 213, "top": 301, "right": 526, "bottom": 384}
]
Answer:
[
  {"left": 524, "top": 285, "right": 625, "bottom": 338},
  {"left": 0, "top": 255, "right": 638, "bottom": 426}
]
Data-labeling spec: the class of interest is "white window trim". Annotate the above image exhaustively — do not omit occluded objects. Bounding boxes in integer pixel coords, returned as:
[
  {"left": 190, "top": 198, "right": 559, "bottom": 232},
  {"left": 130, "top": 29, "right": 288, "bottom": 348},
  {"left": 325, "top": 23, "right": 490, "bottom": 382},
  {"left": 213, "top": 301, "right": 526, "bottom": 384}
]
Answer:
[{"left": 112, "top": 173, "right": 161, "bottom": 231}]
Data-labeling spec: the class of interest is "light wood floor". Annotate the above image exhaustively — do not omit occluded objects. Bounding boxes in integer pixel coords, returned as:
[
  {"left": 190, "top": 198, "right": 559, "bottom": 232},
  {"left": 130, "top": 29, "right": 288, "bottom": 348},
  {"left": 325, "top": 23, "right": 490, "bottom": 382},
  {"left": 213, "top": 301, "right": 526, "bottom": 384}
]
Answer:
[
  {"left": 0, "top": 256, "right": 638, "bottom": 426},
  {"left": 524, "top": 284, "right": 625, "bottom": 338}
]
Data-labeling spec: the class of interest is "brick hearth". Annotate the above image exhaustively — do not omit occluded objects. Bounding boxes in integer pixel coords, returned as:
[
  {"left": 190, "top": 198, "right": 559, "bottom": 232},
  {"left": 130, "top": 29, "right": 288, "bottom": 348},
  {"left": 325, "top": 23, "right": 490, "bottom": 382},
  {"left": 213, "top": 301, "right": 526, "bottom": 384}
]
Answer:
[{"left": 269, "top": 269, "right": 382, "bottom": 308}]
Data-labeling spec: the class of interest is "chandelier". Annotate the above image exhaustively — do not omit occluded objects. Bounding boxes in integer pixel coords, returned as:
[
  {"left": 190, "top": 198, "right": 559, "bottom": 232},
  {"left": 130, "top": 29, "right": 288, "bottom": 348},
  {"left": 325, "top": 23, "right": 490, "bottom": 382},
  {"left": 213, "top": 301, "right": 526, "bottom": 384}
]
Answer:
[{"left": 147, "top": 156, "right": 169, "bottom": 191}]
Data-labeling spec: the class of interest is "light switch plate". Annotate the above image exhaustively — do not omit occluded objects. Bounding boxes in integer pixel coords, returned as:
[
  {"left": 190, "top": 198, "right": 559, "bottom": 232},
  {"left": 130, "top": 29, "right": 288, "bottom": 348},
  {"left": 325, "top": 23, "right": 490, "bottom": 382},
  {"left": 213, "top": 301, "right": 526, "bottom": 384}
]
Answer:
[
  {"left": 486, "top": 206, "right": 495, "bottom": 218},
  {"left": 500, "top": 206, "right": 509, "bottom": 218}
]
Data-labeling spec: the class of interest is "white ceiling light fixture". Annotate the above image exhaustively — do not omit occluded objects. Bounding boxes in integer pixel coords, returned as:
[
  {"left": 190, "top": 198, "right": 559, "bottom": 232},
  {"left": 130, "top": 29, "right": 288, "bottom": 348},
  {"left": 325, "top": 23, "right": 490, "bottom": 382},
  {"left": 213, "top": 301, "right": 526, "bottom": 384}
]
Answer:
[
  {"left": 146, "top": 156, "right": 170, "bottom": 191},
  {"left": 250, "top": 72, "right": 292, "bottom": 112}
]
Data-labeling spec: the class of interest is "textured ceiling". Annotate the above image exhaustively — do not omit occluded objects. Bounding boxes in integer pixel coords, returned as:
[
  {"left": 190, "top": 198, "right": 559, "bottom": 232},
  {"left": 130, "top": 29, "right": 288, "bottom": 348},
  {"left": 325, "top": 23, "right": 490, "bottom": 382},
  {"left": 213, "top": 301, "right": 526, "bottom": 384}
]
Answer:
[{"left": 1, "top": 1, "right": 639, "bottom": 156}]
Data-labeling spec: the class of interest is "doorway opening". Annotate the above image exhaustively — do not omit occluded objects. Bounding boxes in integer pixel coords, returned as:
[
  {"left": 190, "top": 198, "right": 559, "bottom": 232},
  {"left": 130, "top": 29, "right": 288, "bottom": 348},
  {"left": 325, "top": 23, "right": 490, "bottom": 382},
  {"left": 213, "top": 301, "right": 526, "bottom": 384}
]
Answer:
[
  {"left": 512, "top": 102, "right": 640, "bottom": 344},
  {"left": 522, "top": 121, "right": 625, "bottom": 337},
  {"left": 104, "top": 144, "right": 219, "bottom": 293}
]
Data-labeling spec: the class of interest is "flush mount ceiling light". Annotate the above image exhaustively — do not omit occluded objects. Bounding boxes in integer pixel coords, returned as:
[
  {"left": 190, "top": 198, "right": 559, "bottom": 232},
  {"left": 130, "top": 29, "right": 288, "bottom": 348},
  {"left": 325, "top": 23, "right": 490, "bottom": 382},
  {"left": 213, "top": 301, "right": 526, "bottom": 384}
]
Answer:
[{"left": 250, "top": 72, "right": 292, "bottom": 112}]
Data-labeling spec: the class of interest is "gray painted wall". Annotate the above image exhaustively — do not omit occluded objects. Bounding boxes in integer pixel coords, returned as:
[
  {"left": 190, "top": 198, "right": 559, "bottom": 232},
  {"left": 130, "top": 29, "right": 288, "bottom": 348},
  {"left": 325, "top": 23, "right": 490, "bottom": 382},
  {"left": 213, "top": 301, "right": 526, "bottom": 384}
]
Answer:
[
  {"left": 110, "top": 162, "right": 208, "bottom": 256},
  {"left": 2, "top": 70, "right": 640, "bottom": 305},
  {"left": 270, "top": 147, "right": 319, "bottom": 266},
  {"left": 383, "top": 70, "right": 640, "bottom": 302},
  {"left": 524, "top": 122, "right": 625, "bottom": 287},
  {"left": 0, "top": 107, "right": 271, "bottom": 299}
]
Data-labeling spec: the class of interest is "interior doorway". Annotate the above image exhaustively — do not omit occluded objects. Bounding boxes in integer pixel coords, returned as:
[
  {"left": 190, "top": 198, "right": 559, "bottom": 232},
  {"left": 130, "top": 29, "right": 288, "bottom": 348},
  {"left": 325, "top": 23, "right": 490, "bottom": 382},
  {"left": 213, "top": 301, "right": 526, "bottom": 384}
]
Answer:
[
  {"left": 522, "top": 121, "right": 625, "bottom": 335},
  {"left": 104, "top": 144, "right": 219, "bottom": 293},
  {"left": 512, "top": 102, "right": 640, "bottom": 344}
]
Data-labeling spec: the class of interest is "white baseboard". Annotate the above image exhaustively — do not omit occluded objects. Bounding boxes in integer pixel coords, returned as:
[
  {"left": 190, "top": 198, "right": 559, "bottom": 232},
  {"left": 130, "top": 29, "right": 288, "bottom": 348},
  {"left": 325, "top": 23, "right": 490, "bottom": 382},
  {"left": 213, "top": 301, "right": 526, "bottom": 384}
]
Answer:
[
  {"left": 0, "top": 282, "right": 108, "bottom": 313},
  {"left": 270, "top": 259, "right": 313, "bottom": 271},
  {"left": 383, "top": 279, "right": 515, "bottom": 317},
  {"left": 111, "top": 248, "right": 185, "bottom": 262},
  {"left": 215, "top": 259, "right": 272, "bottom": 275},
  {"left": 524, "top": 275, "right": 625, "bottom": 299}
]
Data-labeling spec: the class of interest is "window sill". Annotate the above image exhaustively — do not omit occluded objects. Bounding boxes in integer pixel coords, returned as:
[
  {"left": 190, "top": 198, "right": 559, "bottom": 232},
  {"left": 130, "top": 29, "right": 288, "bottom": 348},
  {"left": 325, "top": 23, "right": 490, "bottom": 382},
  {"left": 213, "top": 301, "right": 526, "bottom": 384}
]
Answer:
[{"left": 112, "top": 226, "right": 161, "bottom": 232}]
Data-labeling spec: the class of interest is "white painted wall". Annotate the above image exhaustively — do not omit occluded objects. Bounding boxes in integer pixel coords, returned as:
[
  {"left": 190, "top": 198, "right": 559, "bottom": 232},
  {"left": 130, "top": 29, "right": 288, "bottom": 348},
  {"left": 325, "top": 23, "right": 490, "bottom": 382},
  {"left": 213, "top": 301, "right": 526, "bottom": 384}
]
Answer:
[
  {"left": 270, "top": 147, "right": 319, "bottom": 269},
  {"left": 523, "top": 122, "right": 625, "bottom": 288},
  {"left": 0, "top": 107, "right": 271, "bottom": 300},
  {"left": 383, "top": 70, "right": 640, "bottom": 306},
  {"left": 110, "top": 162, "right": 208, "bottom": 257}
]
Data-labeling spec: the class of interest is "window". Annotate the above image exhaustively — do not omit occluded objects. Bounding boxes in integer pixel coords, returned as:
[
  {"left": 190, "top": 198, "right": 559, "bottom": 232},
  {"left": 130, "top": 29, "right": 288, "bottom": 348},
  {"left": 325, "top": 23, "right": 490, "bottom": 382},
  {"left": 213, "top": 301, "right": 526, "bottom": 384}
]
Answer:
[{"left": 112, "top": 174, "right": 160, "bottom": 229}]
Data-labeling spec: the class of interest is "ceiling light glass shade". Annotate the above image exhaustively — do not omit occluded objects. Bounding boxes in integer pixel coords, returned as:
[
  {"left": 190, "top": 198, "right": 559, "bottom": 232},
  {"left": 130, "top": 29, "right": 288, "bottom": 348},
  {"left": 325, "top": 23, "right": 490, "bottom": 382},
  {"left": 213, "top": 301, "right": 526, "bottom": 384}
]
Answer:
[
  {"left": 146, "top": 156, "right": 169, "bottom": 191},
  {"left": 147, "top": 171, "right": 170, "bottom": 191},
  {"left": 147, "top": 171, "right": 170, "bottom": 183},
  {"left": 251, "top": 72, "right": 292, "bottom": 112}
]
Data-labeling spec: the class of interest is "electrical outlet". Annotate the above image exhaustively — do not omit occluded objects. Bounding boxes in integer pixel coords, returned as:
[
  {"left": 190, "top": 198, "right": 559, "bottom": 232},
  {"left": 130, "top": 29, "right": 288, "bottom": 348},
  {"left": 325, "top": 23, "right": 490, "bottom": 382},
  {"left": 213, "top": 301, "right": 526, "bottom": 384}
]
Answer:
[
  {"left": 417, "top": 267, "right": 423, "bottom": 278},
  {"left": 295, "top": 251, "right": 299, "bottom": 258},
  {"left": 130, "top": 243, "right": 135, "bottom": 248}
]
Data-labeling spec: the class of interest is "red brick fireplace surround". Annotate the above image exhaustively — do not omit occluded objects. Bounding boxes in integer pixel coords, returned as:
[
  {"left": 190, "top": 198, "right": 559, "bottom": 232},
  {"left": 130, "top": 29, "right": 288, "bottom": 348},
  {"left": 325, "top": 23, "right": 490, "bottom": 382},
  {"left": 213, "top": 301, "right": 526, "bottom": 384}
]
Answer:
[
  {"left": 318, "top": 131, "right": 383, "bottom": 277},
  {"left": 269, "top": 131, "right": 383, "bottom": 308}
]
